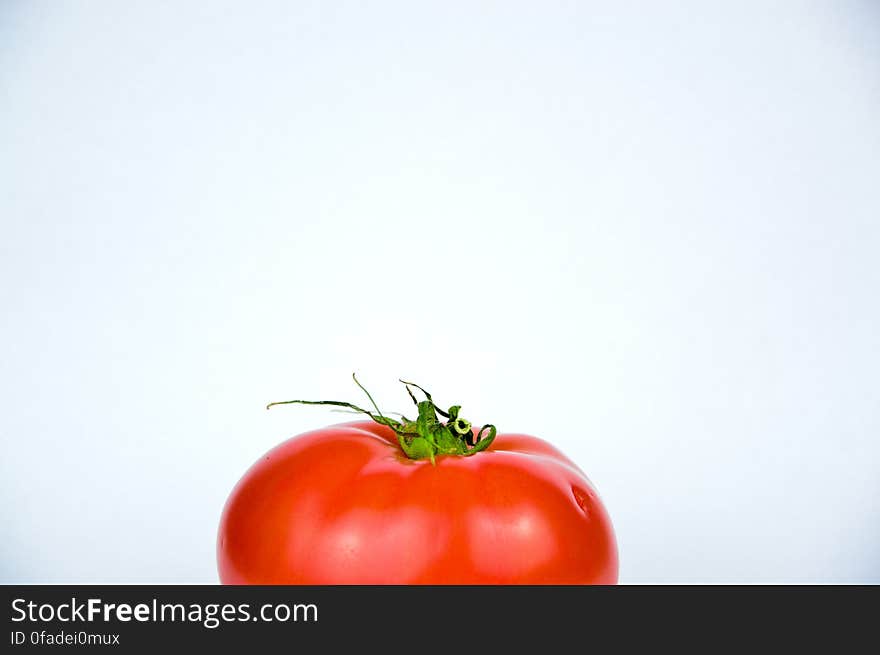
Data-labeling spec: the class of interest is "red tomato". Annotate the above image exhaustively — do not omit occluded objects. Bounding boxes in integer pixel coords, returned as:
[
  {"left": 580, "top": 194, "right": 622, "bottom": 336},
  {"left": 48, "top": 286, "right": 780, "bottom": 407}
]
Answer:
[{"left": 217, "top": 420, "right": 618, "bottom": 584}]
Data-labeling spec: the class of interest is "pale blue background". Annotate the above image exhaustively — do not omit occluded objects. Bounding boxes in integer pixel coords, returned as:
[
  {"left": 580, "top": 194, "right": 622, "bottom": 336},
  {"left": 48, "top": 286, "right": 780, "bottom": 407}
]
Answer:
[{"left": 1, "top": 1, "right": 878, "bottom": 583}]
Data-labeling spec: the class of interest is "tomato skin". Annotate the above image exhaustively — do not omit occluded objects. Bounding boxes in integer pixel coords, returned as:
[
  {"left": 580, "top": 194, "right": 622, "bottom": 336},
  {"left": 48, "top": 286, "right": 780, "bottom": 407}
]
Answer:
[{"left": 217, "top": 420, "right": 618, "bottom": 584}]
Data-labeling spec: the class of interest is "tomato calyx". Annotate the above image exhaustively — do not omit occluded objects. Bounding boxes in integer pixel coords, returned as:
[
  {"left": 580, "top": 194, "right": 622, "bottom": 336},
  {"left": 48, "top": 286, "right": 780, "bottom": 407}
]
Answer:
[{"left": 266, "top": 374, "right": 497, "bottom": 463}]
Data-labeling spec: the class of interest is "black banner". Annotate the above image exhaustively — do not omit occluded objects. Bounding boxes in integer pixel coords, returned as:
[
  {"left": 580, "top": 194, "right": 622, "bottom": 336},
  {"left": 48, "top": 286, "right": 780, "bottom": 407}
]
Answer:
[{"left": 2, "top": 585, "right": 874, "bottom": 651}]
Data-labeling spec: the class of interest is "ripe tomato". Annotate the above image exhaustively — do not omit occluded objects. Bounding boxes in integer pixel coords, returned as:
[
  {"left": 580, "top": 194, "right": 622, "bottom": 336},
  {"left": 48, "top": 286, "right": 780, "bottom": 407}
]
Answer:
[{"left": 217, "top": 416, "right": 618, "bottom": 584}]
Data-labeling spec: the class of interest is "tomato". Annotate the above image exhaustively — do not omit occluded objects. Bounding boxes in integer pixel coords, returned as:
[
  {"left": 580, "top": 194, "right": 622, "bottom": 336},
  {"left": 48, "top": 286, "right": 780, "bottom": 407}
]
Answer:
[
  {"left": 218, "top": 378, "right": 617, "bottom": 584},
  {"left": 218, "top": 423, "right": 617, "bottom": 584}
]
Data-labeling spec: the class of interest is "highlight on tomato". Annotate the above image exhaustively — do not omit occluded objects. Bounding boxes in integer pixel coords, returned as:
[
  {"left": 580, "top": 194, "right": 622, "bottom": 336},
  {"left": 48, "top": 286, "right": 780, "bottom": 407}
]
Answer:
[{"left": 217, "top": 375, "right": 618, "bottom": 584}]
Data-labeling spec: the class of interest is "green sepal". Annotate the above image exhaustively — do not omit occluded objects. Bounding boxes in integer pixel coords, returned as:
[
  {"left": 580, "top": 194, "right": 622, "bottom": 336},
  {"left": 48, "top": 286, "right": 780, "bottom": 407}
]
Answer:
[
  {"left": 432, "top": 424, "right": 467, "bottom": 455},
  {"left": 464, "top": 424, "right": 497, "bottom": 455},
  {"left": 400, "top": 435, "right": 436, "bottom": 460},
  {"left": 267, "top": 375, "right": 497, "bottom": 462}
]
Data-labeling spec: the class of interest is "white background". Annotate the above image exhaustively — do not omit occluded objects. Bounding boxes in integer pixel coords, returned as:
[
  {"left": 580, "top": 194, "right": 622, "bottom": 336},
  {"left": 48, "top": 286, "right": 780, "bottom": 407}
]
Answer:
[{"left": 1, "top": 1, "right": 878, "bottom": 583}]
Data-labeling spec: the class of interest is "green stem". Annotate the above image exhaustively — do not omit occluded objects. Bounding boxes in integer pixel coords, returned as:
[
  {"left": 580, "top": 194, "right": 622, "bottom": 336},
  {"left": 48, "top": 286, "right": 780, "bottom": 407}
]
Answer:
[{"left": 266, "top": 374, "right": 497, "bottom": 462}]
